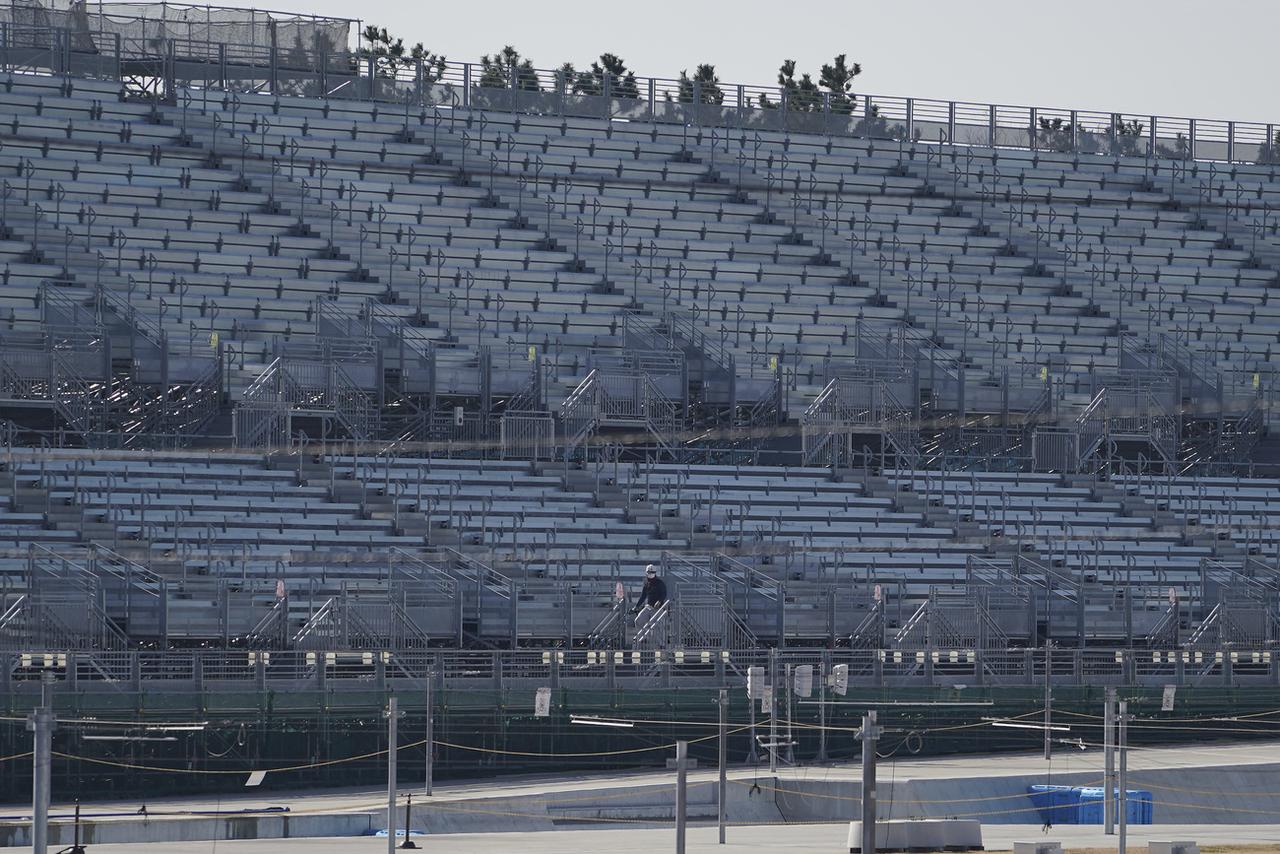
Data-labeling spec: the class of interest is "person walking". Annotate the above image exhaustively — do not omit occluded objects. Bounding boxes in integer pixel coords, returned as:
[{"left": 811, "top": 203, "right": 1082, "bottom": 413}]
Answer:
[{"left": 633, "top": 564, "right": 668, "bottom": 629}]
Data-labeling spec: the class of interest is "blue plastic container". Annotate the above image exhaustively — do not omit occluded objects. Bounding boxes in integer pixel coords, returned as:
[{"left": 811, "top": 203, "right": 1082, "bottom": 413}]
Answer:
[
  {"left": 1027, "top": 785, "right": 1078, "bottom": 823},
  {"left": 1027, "top": 785, "right": 1153, "bottom": 825},
  {"left": 1077, "top": 787, "right": 1153, "bottom": 825}
]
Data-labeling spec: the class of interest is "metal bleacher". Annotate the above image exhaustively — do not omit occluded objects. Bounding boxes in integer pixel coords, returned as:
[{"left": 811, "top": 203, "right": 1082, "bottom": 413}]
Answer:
[{"left": 0, "top": 7, "right": 1279, "bottom": 688}]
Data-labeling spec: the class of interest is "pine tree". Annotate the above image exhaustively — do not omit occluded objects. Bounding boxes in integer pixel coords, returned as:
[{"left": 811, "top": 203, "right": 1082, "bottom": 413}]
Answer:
[
  {"left": 759, "top": 54, "right": 862, "bottom": 113},
  {"left": 672, "top": 64, "right": 724, "bottom": 105},
  {"left": 358, "top": 25, "right": 445, "bottom": 82},
  {"left": 563, "top": 53, "right": 639, "bottom": 100},
  {"left": 479, "top": 46, "right": 541, "bottom": 91},
  {"left": 819, "top": 54, "right": 861, "bottom": 115}
]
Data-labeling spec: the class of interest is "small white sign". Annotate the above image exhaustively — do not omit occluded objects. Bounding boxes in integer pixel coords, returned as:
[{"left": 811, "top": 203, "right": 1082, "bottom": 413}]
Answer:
[
  {"left": 830, "top": 664, "right": 849, "bottom": 696},
  {"left": 245, "top": 771, "right": 267, "bottom": 787},
  {"left": 746, "top": 666, "right": 765, "bottom": 700},
  {"left": 793, "top": 665, "right": 814, "bottom": 698},
  {"left": 1162, "top": 685, "right": 1176, "bottom": 712},
  {"left": 760, "top": 685, "right": 773, "bottom": 712},
  {"left": 534, "top": 686, "right": 552, "bottom": 717}
]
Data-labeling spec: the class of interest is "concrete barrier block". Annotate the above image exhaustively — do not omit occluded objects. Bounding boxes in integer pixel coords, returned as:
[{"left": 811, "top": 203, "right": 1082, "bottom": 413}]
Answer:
[
  {"left": 1149, "top": 843, "right": 1199, "bottom": 854},
  {"left": 1013, "top": 843, "right": 1063, "bottom": 854},
  {"left": 847, "top": 818, "right": 983, "bottom": 852}
]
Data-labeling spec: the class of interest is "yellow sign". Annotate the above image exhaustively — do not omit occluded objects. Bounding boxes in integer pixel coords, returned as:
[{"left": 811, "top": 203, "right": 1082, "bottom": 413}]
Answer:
[
  {"left": 1254, "top": 373, "right": 1261, "bottom": 389},
  {"left": 768, "top": 355, "right": 778, "bottom": 371},
  {"left": 1039, "top": 366, "right": 1048, "bottom": 381},
  {"left": 527, "top": 345, "right": 537, "bottom": 362},
  {"left": 210, "top": 331, "right": 219, "bottom": 349}
]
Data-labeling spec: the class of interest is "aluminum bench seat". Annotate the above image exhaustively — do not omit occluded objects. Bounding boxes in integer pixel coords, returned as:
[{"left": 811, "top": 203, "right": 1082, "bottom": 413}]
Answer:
[{"left": 0, "top": 112, "right": 182, "bottom": 144}]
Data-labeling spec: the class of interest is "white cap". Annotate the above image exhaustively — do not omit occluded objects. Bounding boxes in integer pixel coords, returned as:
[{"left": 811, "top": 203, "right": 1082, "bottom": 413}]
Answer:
[{"left": 645, "top": 564, "right": 657, "bottom": 576}]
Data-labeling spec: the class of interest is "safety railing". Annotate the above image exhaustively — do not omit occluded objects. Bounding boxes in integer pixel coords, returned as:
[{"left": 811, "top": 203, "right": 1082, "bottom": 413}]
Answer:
[
  {"left": 2, "top": 22, "right": 1277, "bottom": 164},
  {"left": 2, "top": 645, "right": 1279, "bottom": 689},
  {"left": 499, "top": 409, "right": 554, "bottom": 460},
  {"left": 233, "top": 357, "right": 288, "bottom": 448}
]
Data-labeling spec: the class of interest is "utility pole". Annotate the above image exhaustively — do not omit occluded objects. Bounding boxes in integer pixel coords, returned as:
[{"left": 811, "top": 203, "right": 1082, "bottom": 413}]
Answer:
[
  {"left": 28, "top": 673, "right": 54, "bottom": 854},
  {"left": 424, "top": 670, "right": 434, "bottom": 797},
  {"left": 717, "top": 688, "right": 727, "bottom": 845},
  {"left": 386, "top": 695, "right": 398, "bottom": 854},
  {"left": 1118, "top": 700, "right": 1130, "bottom": 854},
  {"left": 675, "top": 740, "right": 689, "bottom": 854},
  {"left": 1104, "top": 687, "right": 1116, "bottom": 835},
  {"left": 859, "top": 710, "right": 881, "bottom": 854}
]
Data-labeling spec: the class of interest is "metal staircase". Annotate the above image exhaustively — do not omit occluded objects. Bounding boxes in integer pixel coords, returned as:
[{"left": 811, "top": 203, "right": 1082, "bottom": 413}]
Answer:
[
  {"left": 891, "top": 587, "right": 1011, "bottom": 651},
  {"left": 0, "top": 545, "right": 130, "bottom": 650},
  {"left": 1076, "top": 385, "right": 1179, "bottom": 471},
  {"left": 632, "top": 554, "right": 759, "bottom": 651},
  {"left": 560, "top": 368, "right": 683, "bottom": 457},
  {"left": 1189, "top": 558, "right": 1280, "bottom": 647},
  {"left": 801, "top": 374, "right": 917, "bottom": 467},
  {"left": 233, "top": 351, "right": 378, "bottom": 448},
  {"left": 293, "top": 589, "right": 432, "bottom": 651},
  {"left": 0, "top": 288, "right": 111, "bottom": 442}
]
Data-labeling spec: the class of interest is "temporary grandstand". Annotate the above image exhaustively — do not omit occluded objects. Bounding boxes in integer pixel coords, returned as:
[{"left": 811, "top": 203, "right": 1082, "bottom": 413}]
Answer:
[{"left": 1, "top": 0, "right": 1280, "bottom": 771}]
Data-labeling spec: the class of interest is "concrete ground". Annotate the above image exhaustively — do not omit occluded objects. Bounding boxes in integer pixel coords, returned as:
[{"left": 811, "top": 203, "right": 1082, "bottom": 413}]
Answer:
[
  {"left": 8, "top": 742, "right": 1280, "bottom": 848},
  {"left": 60, "top": 823, "right": 1280, "bottom": 852},
  {"left": 20, "top": 738, "right": 1280, "bottom": 819}
]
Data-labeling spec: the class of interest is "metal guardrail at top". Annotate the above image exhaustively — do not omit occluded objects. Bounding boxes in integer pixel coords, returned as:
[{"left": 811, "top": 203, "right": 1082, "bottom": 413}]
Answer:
[
  {"left": 0, "top": 21, "right": 1278, "bottom": 165},
  {"left": 6, "top": 645, "right": 1279, "bottom": 691}
]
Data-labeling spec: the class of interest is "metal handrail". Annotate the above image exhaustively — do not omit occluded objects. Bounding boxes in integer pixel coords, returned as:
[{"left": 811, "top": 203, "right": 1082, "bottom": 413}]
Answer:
[{"left": 3, "top": 22, "right": 1278, "bottom": 164}]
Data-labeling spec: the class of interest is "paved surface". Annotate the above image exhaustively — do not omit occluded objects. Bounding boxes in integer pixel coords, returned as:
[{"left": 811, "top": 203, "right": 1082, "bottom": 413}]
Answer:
[
  {"left": 8, "top": 741, "right": 1280, "bottom": 849},
  {"left": 13, "top": 739, "right": 1280, "bottom": 819},
  {"left": 64, "top": 823, "right": 1280, "bottom": 852}
]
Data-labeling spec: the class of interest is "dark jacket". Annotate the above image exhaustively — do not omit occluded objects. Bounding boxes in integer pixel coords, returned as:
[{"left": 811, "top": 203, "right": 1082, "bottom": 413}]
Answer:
[{"left": 635, "top": 577, "right": 668, "bottom": 611}]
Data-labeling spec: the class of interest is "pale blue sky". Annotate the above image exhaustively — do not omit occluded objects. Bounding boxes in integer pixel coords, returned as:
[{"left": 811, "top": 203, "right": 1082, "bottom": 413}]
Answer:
[{"left": 272, "top": 0, "right": 1274, "bottom": 123}]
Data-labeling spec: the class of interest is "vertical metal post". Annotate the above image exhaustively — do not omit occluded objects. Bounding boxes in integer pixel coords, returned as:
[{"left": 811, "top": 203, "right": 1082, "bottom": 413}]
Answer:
[
  {"left": 424, "top": 670, "right": 434, "bottom": 797},
  {"left": 1043, "top": 643, "right": 1052, "bottom": 761},
  {"left": 1118, "top": 700, "right": 1129, "bottom": 854},
  {"left": 28, "top": 674, "right": 54, "bottom": 854},
  {"left": 817, "top": 660, "right": 828, "bottom": 763},
  {"left": 717, "top": 689, "right": 727, "bottom": 845},
  {"left": 784, "top": 662, "right": 794, "bottom": 765},
  {"left": 268, "top": 20, "right": 278, "bottom": 94},
  {"left": 768, "top": 647, "right": 778, "bottom": 772},
  {"left": 860, "top": 711, "right": 879, "bottom": 854},
  {"left": 400, "top": 792, "right": 418, "bottom": 849},
  {"left": 675, "top": 740, "right": 688, "bottom": 854},
  {"left": 1104, "top": 688, "right": 1115, "bottom": 834},
  {"left": 386, "top": 695, "right": 398, "bottom": 854}
]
